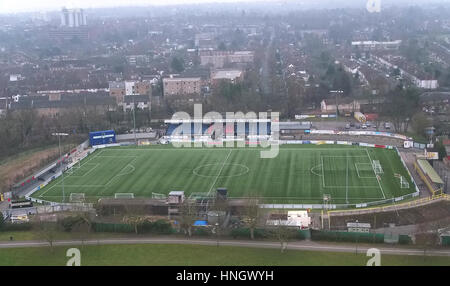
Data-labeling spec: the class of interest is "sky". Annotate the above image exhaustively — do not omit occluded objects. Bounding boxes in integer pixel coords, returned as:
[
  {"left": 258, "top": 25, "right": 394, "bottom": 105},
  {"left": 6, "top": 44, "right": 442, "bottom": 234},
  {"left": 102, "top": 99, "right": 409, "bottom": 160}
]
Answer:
[
  {"left": 0, "top": 0, "right": 273, "bottom": 14},
  {"left": 0, "top": 0, "right": 445, "bottom": 14}
]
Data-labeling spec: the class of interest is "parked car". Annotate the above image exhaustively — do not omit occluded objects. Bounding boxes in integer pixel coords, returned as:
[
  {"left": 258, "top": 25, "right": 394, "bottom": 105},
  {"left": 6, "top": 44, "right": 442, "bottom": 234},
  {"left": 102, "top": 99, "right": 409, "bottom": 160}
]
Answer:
[{"left": 345, "top": 123, "right": 350, "bottom": 129}]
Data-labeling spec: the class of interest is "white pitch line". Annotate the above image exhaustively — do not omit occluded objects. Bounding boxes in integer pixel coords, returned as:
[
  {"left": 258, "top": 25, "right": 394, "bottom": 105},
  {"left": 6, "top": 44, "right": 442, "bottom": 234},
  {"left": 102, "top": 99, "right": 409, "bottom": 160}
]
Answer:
[
  {"left": 98, "top": 147, "right": 368, "bottom": 152},
  {"left": 321, "top": 156, "right": 326, "bottom": 188},
  {"left": 207, "top": 149, "right": 232, "bottom": 195},
  {"left": 366, "top": 148, "right": 386, "bottom": 199},
  {"left": 69, "top": 163, "right": 100, "bottom": 178},
  {"left": 355, "top": 163, "right": 377, "bottom": 179},
  {"left": 103, "top": 157, "right": 138, "bottom": 187}
]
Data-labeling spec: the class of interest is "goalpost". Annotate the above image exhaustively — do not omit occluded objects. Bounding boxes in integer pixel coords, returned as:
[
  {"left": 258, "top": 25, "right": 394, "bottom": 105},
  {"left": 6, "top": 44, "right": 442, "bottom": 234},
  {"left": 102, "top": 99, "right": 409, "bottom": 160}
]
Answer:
[
  {"left": 114, "top": 193, "right": 135, "bottom": 199},
  {"left": 67, "top": 160, "right": 82, "bottom": 175},
  {"left": 394, "top": 173, "right": 409, "bottom": 189},
  {"left": 400, "top": 176, "right": 410, "bottom": 189},
  {"left": 69, "top": 193, "right": 86, "bottom": 203},
  {"left": 152, "top": 192, "right": 167, "bottom": 199}
]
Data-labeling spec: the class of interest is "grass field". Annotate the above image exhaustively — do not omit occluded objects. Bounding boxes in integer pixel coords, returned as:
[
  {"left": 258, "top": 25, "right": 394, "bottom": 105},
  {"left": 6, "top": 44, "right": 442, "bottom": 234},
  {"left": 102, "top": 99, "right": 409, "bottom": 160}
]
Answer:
[
  {"left": 32, "top": 145, "right": 415, "bottom": 205},
  {"left": 0, "top": 244, "right": 449, "bottom": 266}
]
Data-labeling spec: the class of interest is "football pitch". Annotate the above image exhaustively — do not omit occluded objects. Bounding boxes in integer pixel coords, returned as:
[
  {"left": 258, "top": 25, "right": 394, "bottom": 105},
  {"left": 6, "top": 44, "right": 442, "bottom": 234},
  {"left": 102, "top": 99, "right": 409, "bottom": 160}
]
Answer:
[{"left": 32, "top": 145, "right": 416, "bottom": 205}]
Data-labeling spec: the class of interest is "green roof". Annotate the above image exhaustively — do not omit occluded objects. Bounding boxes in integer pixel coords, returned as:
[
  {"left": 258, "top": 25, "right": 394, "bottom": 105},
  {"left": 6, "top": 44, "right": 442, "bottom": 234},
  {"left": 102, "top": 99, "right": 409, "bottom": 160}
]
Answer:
[{"left": 417, "top": 159, "right": 444, "bottom": 185}]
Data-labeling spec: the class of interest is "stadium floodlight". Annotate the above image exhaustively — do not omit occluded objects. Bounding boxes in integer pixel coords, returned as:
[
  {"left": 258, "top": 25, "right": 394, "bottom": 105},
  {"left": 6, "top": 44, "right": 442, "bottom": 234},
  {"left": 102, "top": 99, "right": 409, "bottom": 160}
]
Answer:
[{"left": 52, "top": 132, "right": 69, "bottom": 203}]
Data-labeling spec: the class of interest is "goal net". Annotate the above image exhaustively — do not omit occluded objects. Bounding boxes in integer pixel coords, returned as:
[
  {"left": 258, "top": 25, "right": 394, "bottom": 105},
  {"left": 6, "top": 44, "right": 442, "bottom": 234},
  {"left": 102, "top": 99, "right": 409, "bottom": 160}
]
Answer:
[
  {"left": 400, "top": 176, "right": 409, "bottom": 189},
  {"left": 372, "top": 160, "right": 383, "bottom": 175},
  {"left": 66, "top": 161, "right": 82, "bottom": 175},
  {"left": 114, "top": 193, "right": 135, "bottom": 199},
  {"left": 69, "top": 193, "right": 86, "bottom": 203},
  {"left": 152, "top": 192, "right": 167, "bottom": 199}
]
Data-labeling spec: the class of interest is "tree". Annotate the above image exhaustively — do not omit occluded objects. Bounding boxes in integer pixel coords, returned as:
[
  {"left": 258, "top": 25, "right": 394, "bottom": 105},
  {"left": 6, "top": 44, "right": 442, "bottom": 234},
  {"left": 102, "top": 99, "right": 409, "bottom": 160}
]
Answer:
[
  {"left": 411, "top": 112, "right": 431, "bottom": 138},
  {"left": 273, "top": 218, "right": 292, "bottom": 253},
  {"left": 69, "top": 213, "right": 92, "bottom": 247},
  {"left": 435, "top": 140, "right": 448, "bottom": 161},
  {"left": 0, "top": 212, "right": 4, "bottom": 230},
  {"left": 171, "top": 57, "right": 185, "bottom": 73},
  {"left": 179, "top": 200, "right": 196, "bottom": 237},
  {"left": 33, "top": 217, "right": 59, "bottom": 252},
  {"left": 415, "top": 222, "right": 441, "bottom": 262},
  {"left": 123, "top": 204, "right": 148, "bottom": 234},
  {"left": 383, "top": 87, "right": 420, "bottom": 133},
  {"left": 123, "top": 215, "right": 147, "bottom": 234},
  {"left": 218, "top": 42, "right": 227, "bottom": 51},
  {"left": 242, "top": 197, "right": 260, "bottom": 240}
]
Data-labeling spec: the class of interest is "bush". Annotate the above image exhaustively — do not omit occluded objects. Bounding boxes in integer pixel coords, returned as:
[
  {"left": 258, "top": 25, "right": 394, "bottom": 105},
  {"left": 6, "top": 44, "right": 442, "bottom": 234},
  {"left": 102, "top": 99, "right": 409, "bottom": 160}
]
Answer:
[
  {"left": 137, "top": 220, "right": 173, "bottom": 234},
  {"left": 230, "top": 228, "right": 269, "bottom": 239},
  {"left": 192, "top": 227, "right": 212, "bottom": 237},
  {"left": 59, "top": 216, "right": 84, "bottom": 232},
  {"left": 1, "top": 222, "right": 33, "bottom": 232},
  {"left": 296, "top": 229, "right": 310, "bottom": 240},
  {"left": 398, "top": 234, "right": 412, "bottom": 245},
  {"left": 0, "top": 212, "right": 4, "bottom": 230}
]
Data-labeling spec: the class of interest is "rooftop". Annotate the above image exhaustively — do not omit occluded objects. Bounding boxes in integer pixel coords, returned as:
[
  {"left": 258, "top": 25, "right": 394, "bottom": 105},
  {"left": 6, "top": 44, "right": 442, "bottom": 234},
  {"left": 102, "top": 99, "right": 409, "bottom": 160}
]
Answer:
[
  {"left": 417, "top": 159, "right": 444, "bottom": 185},
  {"left": 212, "top": 70, "right": 243, "bottom": 80}
]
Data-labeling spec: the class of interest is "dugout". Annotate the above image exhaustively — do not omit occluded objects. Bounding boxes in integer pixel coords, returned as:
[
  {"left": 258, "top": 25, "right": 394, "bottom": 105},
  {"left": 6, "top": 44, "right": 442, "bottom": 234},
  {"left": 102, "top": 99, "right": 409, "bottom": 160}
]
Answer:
[{"left": 414, "top": 159, "right": 444, "bottom": 195}]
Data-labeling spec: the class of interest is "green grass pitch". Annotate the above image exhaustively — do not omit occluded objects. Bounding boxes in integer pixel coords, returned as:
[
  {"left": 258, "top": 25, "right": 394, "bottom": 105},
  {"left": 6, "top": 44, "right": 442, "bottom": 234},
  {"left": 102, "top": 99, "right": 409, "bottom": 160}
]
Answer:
[{"left": 32, "top": 145, "right": 416, "bottom": 204}]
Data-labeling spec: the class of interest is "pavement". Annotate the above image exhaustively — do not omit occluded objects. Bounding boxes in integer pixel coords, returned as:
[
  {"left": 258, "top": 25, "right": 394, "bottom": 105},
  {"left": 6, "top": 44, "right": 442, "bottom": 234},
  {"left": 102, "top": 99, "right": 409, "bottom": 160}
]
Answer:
[{"left": 1, "top": 237, "right": 450, "bottom": 257}]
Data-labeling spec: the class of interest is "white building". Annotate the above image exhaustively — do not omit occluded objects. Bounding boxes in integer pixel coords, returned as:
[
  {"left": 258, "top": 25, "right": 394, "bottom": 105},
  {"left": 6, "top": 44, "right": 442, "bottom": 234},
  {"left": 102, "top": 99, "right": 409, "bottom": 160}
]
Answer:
[
  {"left": 61, "top": 7, "right": 87, "bottom": 27},
  {"left": 266, "top": 211, "right": 311, "bottom": 228},
  {"left": 351, "top": 40, "right": 402, "bottom": 51}
]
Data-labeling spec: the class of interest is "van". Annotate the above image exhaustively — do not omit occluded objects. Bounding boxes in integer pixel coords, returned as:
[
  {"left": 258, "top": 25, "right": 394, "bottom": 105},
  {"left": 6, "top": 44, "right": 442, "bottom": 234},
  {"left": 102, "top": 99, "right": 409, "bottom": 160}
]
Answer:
[
  {"left": 384, "top": 122, "right": 391, "bottom": 129},
  {"left": 345, "top": 123, "right": 350, "bottom": 129}
]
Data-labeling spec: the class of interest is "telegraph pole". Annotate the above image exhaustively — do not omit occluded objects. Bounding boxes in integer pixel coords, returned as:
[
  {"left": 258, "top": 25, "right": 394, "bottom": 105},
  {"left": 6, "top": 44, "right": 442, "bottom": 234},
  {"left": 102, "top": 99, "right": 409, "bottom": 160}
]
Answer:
[{"left": 330, "top": 90, "right": 344, "bottom": 124}]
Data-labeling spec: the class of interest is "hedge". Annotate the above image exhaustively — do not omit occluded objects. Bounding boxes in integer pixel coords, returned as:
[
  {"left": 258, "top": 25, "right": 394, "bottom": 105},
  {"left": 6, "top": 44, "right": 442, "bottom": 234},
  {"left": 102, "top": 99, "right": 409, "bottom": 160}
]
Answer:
[
  {"left": 398, "top": 234, "right": 412, "bottom": 245},
  {"left": 137, "top": 220, "right": 174, "bottom": 234},
  {"left": 0, "top": 222, "right": 33, "bottom": 232},
  {"left": 230, "top": 228, "right": 269, "bottom": 239},
  {"left": 311, "top": 230, "right": 384, "bottom": 243},
  {"left": 192, "top": 227, "right": 212, "bottom": 237},
  {"left": 92, "top": 222, "right": 134, "bottom": 233}
]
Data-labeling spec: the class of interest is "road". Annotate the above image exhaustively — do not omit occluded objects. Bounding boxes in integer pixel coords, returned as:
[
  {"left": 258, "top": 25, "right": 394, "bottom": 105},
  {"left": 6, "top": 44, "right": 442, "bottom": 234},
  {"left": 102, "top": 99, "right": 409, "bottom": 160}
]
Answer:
[{"left": 1, "top": 237, "right": 450, "bottom": 257}]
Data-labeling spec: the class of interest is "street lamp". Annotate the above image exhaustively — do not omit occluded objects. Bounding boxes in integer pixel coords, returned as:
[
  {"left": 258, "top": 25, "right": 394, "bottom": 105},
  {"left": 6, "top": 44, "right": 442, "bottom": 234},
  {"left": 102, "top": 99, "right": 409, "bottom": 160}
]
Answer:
[
  {"left": 52, "top": 132, "right": 69, "bottom": 203},
  {"left": 133, "top": 96, "right": 137, "bottom": 145},
  {"left": 215, "top": 222, "right": 220, "bottom": 248}
]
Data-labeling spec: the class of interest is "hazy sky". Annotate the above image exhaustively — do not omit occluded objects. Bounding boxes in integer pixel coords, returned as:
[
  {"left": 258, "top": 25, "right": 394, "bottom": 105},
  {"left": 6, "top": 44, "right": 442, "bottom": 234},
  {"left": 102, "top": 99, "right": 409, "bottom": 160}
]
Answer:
[
  {"left": 0, "top": 0, "right": 446, "bottom": 14},
  {"left": 0, "top": 0, "right": 273, "bottom": 14}
]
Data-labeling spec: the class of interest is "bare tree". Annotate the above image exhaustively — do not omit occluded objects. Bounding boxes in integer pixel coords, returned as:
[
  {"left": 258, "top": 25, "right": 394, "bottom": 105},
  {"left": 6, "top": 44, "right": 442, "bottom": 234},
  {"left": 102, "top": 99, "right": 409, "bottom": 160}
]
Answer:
[
  {"left": 179, "top": 200, "right": 196, "bottom": 237},
  {"left": 243, "top": 197, "right": 260, "bottom": 240},
  {"left": 71, "top": 213, "right": 92, "bottom": 247},
  {"left": 123, "top": 203, "right": 147, "bottom": 234},
  {"left": 273, "top": 220, "right": 292, "bottom": 253},
  {"left": 33, "top": 216, "right": 59, "bottom": 252},
  {"left": 415, "top": 222, "right": 441, "bottom": 262}
]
